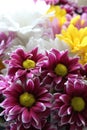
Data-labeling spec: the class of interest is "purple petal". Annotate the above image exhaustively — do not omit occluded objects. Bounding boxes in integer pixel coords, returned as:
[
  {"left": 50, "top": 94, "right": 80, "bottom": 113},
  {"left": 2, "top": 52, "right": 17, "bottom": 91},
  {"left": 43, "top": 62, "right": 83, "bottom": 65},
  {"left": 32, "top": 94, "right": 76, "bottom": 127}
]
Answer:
[
  {"left": 54, "top": 76, "right": 62, "bottom": 84},
  {"left": 67, "top": 106, "right": 72, "bottom": 115},
  {"left": 60, "top": 51, "right": 69, "bottom": 65},
  {"left": 11, "top": 53, "right": 23, "bottom": 63},
  {"left": 9, "top": 105, "right": 23, "bottom": 115},
  {"left": 61, "top": 116, "right": 70, "bottom": 125},
  {"left": 59, "top": 94, "right": 70, "bottom": 104},
  {"left": 16, "top": 49, "right": 26, "bottom": 58},
  {"left": 58, "top": 105, "right": 68, "bottom": 117},
  {"left": 26, "top": 79, "right": 34, "bottom": 92},
  {"left": 78, "top": 114, "right": 85, "bottom": 126},
  {"left": 22, "top": 109, "right": 31, "bottom": 123},
  {"left": 48, "top": 52, "right": 56, "bottom": 66},
  {"left": 16, "top": 69, "right": 27, "bottom": 77},
  {"left": 0, "top": 97, "right": 17, "bottom": 108},
  {"left": 31, "top": 111, "right": 40, "bottom": 127},
  {"left": 33, "top": 102, "right": 46, "bottom": 112}
]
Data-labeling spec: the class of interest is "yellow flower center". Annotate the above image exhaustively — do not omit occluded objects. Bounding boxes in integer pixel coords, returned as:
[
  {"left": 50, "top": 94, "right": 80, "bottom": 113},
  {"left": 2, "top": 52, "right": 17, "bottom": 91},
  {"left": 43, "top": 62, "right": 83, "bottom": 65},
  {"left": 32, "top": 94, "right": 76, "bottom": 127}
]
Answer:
[
  {"left": 54, "top": 63, "right": 68, "bottom": 77},
  {"left": 19, "top": 92, "right": 36, "bottom": 107},
  {"left": 22, "top": 59, "right": 36, "bottom": 69},
  {"left": 71, "top": 97, "right": 85, "bottom": 112}
]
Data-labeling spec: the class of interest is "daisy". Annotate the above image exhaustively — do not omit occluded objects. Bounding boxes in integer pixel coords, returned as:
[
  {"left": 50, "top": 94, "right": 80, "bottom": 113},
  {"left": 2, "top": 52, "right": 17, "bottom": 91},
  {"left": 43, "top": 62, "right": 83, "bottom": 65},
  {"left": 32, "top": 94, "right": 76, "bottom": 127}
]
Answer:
[
  {"left": 41, "top": 48, "right": 80, "bottom": 91},
  {"left": 57, "top": 24, "right": 87, "bottom": 64},
  {"left": 0, "top": 77, "right": 52, "bottom": 129},
  {"left": 7, "top": 47, "right": 46, "bottom": 79},
  {"left": 53, "top": 78, "right": 87, "bottom": 130}
]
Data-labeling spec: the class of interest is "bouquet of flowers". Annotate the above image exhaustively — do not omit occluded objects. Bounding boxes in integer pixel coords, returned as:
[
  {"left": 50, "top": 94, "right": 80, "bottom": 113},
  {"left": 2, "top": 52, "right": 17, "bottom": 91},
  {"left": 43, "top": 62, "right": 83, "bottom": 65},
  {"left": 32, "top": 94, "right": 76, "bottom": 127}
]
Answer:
[{"left": 0, "top": 0, "right": 87, "bottom": 130}]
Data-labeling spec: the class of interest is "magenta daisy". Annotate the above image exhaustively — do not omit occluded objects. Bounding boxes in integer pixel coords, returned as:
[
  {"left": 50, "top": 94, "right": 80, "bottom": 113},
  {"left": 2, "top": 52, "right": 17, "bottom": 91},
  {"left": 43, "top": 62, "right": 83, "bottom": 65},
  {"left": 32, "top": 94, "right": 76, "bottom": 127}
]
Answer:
[
  {"left": 7, "top": 47, "right": 46, "bottom": 79},
  {"left": 41, "top": 49, "right": 80, "bottom": 91},
  {"left": 0, "top": 77, "right": 52, "bottom": 129},
  {"left": 53, "top": 78, "right": 87, "bottom": 130}
]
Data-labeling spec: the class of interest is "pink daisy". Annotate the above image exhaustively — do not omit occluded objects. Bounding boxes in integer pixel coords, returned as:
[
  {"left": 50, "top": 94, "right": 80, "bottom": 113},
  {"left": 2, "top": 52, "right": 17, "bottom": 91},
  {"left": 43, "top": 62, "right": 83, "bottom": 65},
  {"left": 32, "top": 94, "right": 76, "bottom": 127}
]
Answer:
[
  {"left": 7, "top": 47, "right": 46, "bottom": 79},
  {"left": 41, "top": 49, "right": 80, "bottom": 91},
  {"left": 0, "top": 77, "right": 52, "bottom": 129},
  {"left": 53, "top": 78, "right": 87, "bottom": 130}
]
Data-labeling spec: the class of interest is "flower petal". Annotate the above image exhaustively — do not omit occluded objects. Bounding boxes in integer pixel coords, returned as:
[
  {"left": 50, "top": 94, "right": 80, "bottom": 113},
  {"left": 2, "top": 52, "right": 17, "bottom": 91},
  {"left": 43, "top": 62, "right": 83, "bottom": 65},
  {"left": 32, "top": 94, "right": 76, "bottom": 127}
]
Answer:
[{"left": 22, "top": 109, "right": 31, "bottom": 123}]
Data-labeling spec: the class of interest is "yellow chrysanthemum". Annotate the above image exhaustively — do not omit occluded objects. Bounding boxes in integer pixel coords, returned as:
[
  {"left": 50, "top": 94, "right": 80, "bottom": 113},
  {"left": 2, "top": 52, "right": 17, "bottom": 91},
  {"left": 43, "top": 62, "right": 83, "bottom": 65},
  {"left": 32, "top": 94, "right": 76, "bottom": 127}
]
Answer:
[
  {"left": 56, "top": 24, "right": 87, "bottom": 64},
  {"left": 46, "top": 5, "right": 66, "bottom": 26}
]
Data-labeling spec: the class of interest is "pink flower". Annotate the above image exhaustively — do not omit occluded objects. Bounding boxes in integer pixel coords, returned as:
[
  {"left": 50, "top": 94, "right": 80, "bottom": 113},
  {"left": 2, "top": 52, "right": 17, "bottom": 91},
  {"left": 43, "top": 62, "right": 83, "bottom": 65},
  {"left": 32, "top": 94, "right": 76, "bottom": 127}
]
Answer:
[
  {"left": 0, "top": 75, "right": 12, "bottom": 94},
  {"left": 41, "top": 49, "right": 80, "bottom": 91},
  {"left": 7, "top": 47, "right": 46, "bottom": 79},
  {"left": 0, "top": 77, "right": 52, "bottom": 129},
  {"left": 53, "top": 78, "right": 87, "bottom": 130},
  {"left": 0, "top": 32, "right": 15, "bottom": 56}
]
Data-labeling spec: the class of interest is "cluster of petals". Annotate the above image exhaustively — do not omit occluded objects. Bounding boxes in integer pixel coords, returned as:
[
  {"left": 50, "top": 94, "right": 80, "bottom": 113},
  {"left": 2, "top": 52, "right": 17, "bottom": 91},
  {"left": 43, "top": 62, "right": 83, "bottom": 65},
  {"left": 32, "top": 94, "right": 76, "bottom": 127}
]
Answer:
[
  {"left": 9, "top": 122, "right": 57, "bottom": 130},
  {"left": 0, "top": 31, "right": 15, "bottom": 73},
  {"left": 0, "top": 77, "right": 52, "bottom": 129},
  {"left": 0, "top": 75, "right": 12, "bottom": 94},
  {"left": 52, "top": 78, "right": 87, "bottom": 130},
  {"left": 0, "top": 31, "right": 15, "bottom": 57},
  {"left": 70, "top": 13, "right": 87, "bottom": 29}
]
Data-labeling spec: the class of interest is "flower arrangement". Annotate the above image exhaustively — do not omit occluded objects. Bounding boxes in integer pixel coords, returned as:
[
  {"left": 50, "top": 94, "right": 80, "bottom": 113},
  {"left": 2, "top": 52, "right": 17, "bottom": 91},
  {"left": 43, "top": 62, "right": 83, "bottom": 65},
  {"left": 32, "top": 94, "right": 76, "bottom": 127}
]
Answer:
[{"left": 0, "top": 0, "right": 87, "bottom": 130}]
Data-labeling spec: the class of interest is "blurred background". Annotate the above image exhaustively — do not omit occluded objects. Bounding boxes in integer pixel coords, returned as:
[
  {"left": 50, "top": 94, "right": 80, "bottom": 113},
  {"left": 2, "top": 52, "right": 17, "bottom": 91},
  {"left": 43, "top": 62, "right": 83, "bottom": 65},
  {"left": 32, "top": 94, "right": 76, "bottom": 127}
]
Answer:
[
  {"left": 0, "top": 0, "right": 49, "bottom": 27},
  {"left": 0, "top": 0, "right": 86, "bottom": 27}
]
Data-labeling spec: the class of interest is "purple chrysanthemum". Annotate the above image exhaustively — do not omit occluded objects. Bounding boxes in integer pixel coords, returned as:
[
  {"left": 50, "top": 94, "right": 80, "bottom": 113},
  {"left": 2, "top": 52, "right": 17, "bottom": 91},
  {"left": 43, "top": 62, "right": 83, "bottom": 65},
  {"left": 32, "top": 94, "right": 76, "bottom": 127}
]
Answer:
[
  {"left": 52, "top": 78, "right": 87, "bottom": 130},
  {"left": 7, "top": 47, "right": 46, "bottom": 79},
  {"left": 0, "top": 77, "right": 52, "bottom": 129},
  {"left": 41, "top": 49, "right": 80, "bottom": 91}
]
